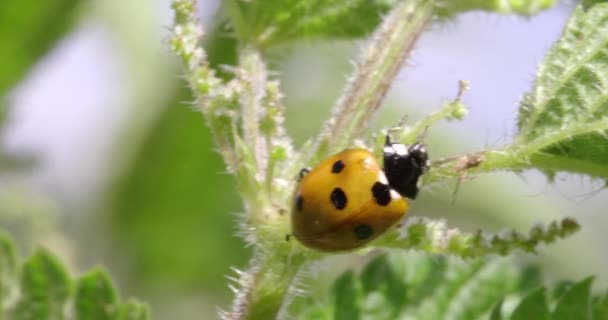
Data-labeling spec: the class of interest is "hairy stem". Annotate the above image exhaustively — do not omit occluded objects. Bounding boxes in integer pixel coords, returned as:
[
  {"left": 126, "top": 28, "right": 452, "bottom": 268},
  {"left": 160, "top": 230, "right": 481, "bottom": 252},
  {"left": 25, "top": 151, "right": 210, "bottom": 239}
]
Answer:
[
  {"left": 227, "top": 245, "right": 314, "bottom": 320},
  {"left": 373, "top": 217, "right": 580, "bottom": 257},
  {"left": 237, "top": 46, "right": 269, "bottom": 209},
  {"left": 308, "top": 0, "right": 434, "bottom": 164}
]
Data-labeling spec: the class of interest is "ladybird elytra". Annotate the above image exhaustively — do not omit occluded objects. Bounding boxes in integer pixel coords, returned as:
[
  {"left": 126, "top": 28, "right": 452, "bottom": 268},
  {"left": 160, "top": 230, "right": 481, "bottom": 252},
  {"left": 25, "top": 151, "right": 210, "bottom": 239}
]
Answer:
[{"left": 291, "top": 149, "right": 408, "bottom": 251}]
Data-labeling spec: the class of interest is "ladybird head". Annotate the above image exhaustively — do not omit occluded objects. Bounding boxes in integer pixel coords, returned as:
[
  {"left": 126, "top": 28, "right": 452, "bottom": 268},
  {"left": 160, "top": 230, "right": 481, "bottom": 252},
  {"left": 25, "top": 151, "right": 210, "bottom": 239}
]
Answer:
[{"left": 382, "top": 134, "right": 429, "bottom": 199}]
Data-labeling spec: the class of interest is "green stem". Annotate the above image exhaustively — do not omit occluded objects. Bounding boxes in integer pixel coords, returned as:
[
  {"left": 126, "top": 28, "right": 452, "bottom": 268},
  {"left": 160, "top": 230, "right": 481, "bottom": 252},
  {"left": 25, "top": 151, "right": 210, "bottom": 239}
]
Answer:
[
  {"left": 225, "top": 0, "right": 249, "bottom": 43},
  {"left": 229, "top": 246, "right": 312, "bottom": 320},
  {"left": 308, "top": 0, "right": 434, "bottom": 164},
  {"left": 238, "top": 47, "right": 267, "bottom": 185},
  {"left": 373, "top": 217, "right": 580, "bottom": 257}
]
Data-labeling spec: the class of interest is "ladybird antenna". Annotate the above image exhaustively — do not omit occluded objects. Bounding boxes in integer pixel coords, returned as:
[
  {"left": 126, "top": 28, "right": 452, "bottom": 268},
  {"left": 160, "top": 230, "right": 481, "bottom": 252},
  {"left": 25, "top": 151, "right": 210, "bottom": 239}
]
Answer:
[
  {"left": 416, "top": 126, "right": 429, "bottom": 144},
  {"left": 386, "top": 115, "right": 409, "bottom": 144},
  {"left": 397, "top": 114, "right": 408, "bottom": 128},
  {"left": 451, "top": 177, "right": 462, "bottom": 205}
]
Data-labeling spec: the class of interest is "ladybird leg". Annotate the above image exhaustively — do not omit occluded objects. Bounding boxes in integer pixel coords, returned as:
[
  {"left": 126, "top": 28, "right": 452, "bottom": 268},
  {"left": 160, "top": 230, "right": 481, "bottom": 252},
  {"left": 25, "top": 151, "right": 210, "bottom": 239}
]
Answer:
[
  {"left": 385, "top": 115, "right": 409, "bottom": 145},
  {"left": 285, "top": 234, "right": 292, "bottom": 242},
  {"left": 396, "top": 114, "right": 408, "bottom": 128},
  {"left": 298, "top": 168, "right": 311, "bottom": 181}
]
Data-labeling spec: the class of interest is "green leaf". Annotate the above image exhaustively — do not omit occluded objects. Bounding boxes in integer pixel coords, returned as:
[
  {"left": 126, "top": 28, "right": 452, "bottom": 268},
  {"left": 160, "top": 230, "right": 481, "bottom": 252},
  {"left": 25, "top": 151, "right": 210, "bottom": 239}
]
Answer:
[
  {"left": 359, "top": 254, "right": 406, "bottom": 318},
  {"left": 0, "top": 232, "right": 150, "bottom": 319},
  {"left": 296, "top": 251, "right": 520, "bottom": 320},
  {"left": 593, "top": 290, "right": 608, "bottom": 319},
  {"left": 108, "top": 86, "right": 247, "bottom": 294},
  {"left": 516, "top": 4, "right": 608, "bottom": 179},
  {"left": 490, "top": 299, "right": 504, "bottom": 320},
  {"left": 13, "top": 249, "right": 71, "bottom": 320},
  {"left": 332, "top": 271, "right": 360, "bottom": 320},
  {"left": 582, "top": 0, "right": 608, "bottom": 10},
  {"left": 226, "top": 0, "right": 397, "bottom": 47},
  {"left": 551, "top": 277, "right": 593, "bottom": 320},
  {"left": 0, "top": 231, "right": 17, "bottom": 308},
  {"left": 75, "top": 268, "right": 119, "bottom": 320},
  {"left": 510, "top": 288, "right": 549, "bottom": 320},
  {"left": 115, "top": 300, "right": 150, "bottom": 320},
  {"left": 434, "top": 0, "right": 557, "bottom": 17}
]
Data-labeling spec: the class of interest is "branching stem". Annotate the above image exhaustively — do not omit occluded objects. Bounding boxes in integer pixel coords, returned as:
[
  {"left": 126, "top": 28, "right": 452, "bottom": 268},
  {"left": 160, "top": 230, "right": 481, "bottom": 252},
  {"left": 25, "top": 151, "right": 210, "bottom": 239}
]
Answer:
[{"left": 308, "top": 0, "right": 434, "bottom": 164}]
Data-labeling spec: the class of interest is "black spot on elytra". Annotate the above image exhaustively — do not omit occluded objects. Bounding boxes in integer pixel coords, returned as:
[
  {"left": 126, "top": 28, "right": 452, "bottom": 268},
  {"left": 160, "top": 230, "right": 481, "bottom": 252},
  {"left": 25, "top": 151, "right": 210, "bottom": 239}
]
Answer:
[
  {"left": 372, "top": 182, "right": 392, "bottom": 206},
  {"left": 331, "top": 160, "right": 345, "bottom": 174},
  {"left": 295, "top": 195, "right": 304, "bottom": 211},
  {"left": 354, "top": 224, "right": 373, "bottom": 240},
  {"left": 330, "top": 188, "right": 347, "bottom": 210}
]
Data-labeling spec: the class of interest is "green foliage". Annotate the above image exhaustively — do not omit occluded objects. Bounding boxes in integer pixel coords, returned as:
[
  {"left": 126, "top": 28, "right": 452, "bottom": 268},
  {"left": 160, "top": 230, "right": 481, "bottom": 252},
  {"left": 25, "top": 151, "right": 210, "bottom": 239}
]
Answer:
[
  {"left": 0, "top": 0, "right": 81, "bottom": 170},
  {"left": 14, "top": 249, "right": 71, "bottom": 320},
  {"left": 510, "top": 288, "right": 549, "bottom": 320},
  {"left": 0, "top": 0, "right": 82, "bottom": 102},
  {"left": 517, "top": 3, "right": 608, "bottom": 179},
  {"left": 0, "top": 231, "right": 149, "bottom": 319},
  {"left": 499, "top": 277, "right": 606, "bottom": 320},
  {"left": 108, "top": 86, "right": 248, "bottom": 293},
  {"left": 582, "top": 0, "right": 608, "bottom": 10},
  {"left": 225, "top": 0, "right": 397, "bottom": 47},
  {"left": 293, "top": 251, "right": 522, "bottom": 319},
  {"left": 429, "top": 2, "right": 608, "bottom": 185},
  {"left": 434, "top": 0, "right": 556, "bottom": 17},
  {"left": 224, "top": 0, "right": 559, "bottom": 47},
  {"left": 169, "top": 0, "right": 608, "bottom": 318},
  {"left": 374, "top": 216, "right": 579, "bottom": 256},
  {"left": 295, "top": 253, "right": 608, "bottom": 320},
  {"left": 0, "top": 231, "right": 17, "bottom": 304}
]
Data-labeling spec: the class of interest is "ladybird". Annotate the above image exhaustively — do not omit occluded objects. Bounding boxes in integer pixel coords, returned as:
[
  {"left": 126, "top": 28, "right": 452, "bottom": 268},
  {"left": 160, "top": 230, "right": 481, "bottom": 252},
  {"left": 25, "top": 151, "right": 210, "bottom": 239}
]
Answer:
[{"left": 291, "top": 134, "right": 429, "bottom": 251}]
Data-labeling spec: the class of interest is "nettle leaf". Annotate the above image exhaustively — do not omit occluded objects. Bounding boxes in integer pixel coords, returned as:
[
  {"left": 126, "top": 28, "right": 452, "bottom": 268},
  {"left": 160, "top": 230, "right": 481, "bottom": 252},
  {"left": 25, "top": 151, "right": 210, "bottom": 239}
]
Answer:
[
  {"left": 516, "top": 4, "right": 608, "bottom": 179},
  {"left": 13, "top": 249, "right": 71, "bottom": 320},
  {"left": 294, "top": 251, "right": 521, "bottom": 320},
  {"left": 227, "top": 0, "right": 397, "bottom": 47},
  {"left": 115, "top": 300, "right": 150, "bottom": 320},
  {"left": 551, "top": 277, "right": 593, "bottom": 320},
  {"left": 489, "top": 299, "right": 504, "bottom": 320},
  {"left": 492, "top": 277, "right": 602, "bottom": 319},
  {"left": 593, "top": 290, "right": 608, "bottom": 319},
  {"left": 510, "top": 287, "right": 549, "bottom": 320},
  {"left": 435, "top": 0, "right": 557, "bottom": 17},
  {"left": 297, "top": 256, "right": 608, "bottom": 320},
  {"left": 0, "top": 231, "right": 17, "bottom": 310},
  {"left": 0, "top": 232, "right": 149, "bottom": 319},
  {"left": 75, "top": 268, "right": 119, "bottom": 320},
  {"left": 582, "top": 0, "right": 608, "bottom": 10}
]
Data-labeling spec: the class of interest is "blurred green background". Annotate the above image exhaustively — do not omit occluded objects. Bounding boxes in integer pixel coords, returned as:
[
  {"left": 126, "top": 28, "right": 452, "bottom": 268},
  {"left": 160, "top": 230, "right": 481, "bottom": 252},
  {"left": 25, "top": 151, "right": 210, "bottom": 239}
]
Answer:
[{"left": 1, "top": 0, "right": 607, "bottom": 318}]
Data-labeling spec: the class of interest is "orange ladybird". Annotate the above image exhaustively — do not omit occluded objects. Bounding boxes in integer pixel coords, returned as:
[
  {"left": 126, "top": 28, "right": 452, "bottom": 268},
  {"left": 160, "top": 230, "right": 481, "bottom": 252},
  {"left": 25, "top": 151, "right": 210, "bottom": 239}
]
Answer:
[{"left": 291, "top": 134, "right": 429, "bottom": 251}]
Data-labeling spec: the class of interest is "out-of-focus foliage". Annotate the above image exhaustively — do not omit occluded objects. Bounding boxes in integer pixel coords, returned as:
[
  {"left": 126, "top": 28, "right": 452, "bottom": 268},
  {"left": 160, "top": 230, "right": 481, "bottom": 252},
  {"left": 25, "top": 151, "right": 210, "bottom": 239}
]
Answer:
[
  {"left": 0, "top": 231, "right": 149, "bottom": 319},
  {"left": 0, "top": 0, "right": 82, "bottom": 105},
  {"left": 226, "top": 0, "right": 397, "bottom": 47},
  {"left": 0, "top": 0, "right": 82, "bottom": 170},
  {"left": 106, "top": 22, "right": 248, "bottom": 302},
  {"left": 293, "top": 252, "right": 608, "bottom": 320},
  {"left": 107, "top": 85, "right": 248, "bottom": 293},
  {"left": 3, "top": 0, "right": 608, "bottom": 318},
  {"left": 226, "top": 0, "right": 560, "bottom": 47},
  {"left": 293, "top": 251, "right": 523, "bottom": 319}
]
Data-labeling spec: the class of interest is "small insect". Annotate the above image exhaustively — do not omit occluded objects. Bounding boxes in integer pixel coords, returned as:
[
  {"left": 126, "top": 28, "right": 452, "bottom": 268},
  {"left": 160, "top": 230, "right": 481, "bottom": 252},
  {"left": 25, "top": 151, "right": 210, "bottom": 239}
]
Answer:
[{"left": 291, "top": 133, "right": 429, "bottom": 251}]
